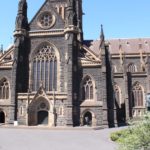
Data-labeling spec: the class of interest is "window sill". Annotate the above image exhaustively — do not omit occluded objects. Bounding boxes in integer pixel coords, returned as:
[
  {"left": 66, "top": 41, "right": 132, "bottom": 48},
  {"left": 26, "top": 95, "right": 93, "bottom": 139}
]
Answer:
[{"left": 80, "top": 100, "right": 102, "bottom": 107}]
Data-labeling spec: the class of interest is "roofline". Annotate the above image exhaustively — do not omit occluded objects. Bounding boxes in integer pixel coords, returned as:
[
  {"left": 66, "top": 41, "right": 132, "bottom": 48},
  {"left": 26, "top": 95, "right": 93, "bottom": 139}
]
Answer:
[
  {"left": 29, "top": 0, "right": 47, "bottom": 25},
  {"left": 107, "top": 37, "right": 150, "bottom": 41}
]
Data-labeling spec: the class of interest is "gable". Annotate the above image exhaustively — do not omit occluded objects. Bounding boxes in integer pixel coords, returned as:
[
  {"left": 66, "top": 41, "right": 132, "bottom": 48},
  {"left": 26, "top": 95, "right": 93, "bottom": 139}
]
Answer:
[
  {"left": 79, "top": 45, "right": 101, "bottom": 67},
  {"left": 0, "top": 45, "right": 14, "bottom": 69},
  {"left": 29, "top": 0, "right": 67, "bottom": 31}
]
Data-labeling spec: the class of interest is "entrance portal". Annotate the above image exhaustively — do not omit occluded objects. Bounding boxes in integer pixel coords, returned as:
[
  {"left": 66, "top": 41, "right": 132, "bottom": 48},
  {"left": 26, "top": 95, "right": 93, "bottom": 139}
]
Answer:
[
  {"left": 37, "top": 111, "right": 48, "bottom": 125},
  {"left": 83, "top": 111, "right": 92, "bottom": 126},
  {"left": 0, "top": 111, "right": 5, "bottom": 123}
]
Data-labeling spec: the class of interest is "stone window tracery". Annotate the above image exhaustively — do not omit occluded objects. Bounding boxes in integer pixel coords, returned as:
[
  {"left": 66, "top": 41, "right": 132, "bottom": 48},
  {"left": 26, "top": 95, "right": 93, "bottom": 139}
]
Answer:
[
  {"left": 40, "top": 13, "right": 52, "bottom": 27},
  {"left": 38, "top": 12, "right": 55, "bottom": 29},
  {"left": 32, "top": 45, "right": 57, "bottom": 92},
  {"left": 82, "top": 76, "right": 94, "bottom": 100},
  {"left": 132, "top": 83, "right": 144, "bottom": 107},
  {"left": 127, "top": 63, "right": 137, "bottom": 73},
  {"left": 0, "top": 79, "right": 9, "bottom": 99}
]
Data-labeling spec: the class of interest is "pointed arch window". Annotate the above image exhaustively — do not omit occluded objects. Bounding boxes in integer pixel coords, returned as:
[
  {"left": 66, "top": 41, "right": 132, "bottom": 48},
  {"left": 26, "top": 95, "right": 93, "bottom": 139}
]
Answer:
[
  {"left": 113, "top": 65, "right": 117, "bottom": 73},
  {"left": 55, "top": 5, "right": 65, "bottom": 19},
  {"left": 82, "top": 76, "right": 94, "bottom": 100},
  {"left": 132, "top": 83, "right": 144, "bottom": 107},
  {"left": 127, "top": 63, "right": 137, "bottom": 73},
  {"left": 59, "top": 106, "right": 64, "bottom": 116},
  {"left": 114, "top": 84, "right": 122, "bottom": 107},
  {"left": 0, "top": 79, "right": 9, "bottom": 99},
  {"left": 32, "top": 45, "right": 57, "bottom": 92}
]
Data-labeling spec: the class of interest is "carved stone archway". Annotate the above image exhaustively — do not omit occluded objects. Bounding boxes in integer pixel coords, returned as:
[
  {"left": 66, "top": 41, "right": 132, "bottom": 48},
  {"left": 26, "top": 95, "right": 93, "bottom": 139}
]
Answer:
[
  {"left": 28, "top": 96, "right": 52, "bottom": 126},
  {"left": 80, "top": 110, "right": 96, "bottom": 127},
  {"left": 83, "top": 111, "right": 92, "bottom": 126}
]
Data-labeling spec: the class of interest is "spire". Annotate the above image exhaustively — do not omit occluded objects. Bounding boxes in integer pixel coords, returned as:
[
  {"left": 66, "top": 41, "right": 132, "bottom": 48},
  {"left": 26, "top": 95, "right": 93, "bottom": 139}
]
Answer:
[
  {"left": 100, "top": 24, "right": 105, "bottom": 41},
  {"left": 18, "top": 0, "right": 27, "bottom": 15},
  {"left": 0, "top": 44, "right": 3, "bottom": 53},
  {"left": 76, "top": 0, "right": 83, "bottom": 41},
  {"left": 15, "top": 0, "right": 29, "bottom": 31},
  {"left": 100, "top": 24, "right": 105, "bottom": 48}
]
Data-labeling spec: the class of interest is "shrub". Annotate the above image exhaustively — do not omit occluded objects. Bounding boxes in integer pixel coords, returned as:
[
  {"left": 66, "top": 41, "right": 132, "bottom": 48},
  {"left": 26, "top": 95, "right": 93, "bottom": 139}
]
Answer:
[
  {"left": 110, "top": 132, "right": 121, "bottom": 141},
  {"left": 110, "top": 130, "right": 129, "bottom": 142},
  {"left": 111, "top": 113, "right": 150, "bottom": 150}
]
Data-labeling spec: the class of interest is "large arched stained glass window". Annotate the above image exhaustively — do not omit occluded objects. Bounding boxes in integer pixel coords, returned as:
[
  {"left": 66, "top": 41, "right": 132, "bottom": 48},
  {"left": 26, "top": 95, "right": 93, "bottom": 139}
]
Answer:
[
  {"left": 132, "top": 83, "right": 144, "bottom": 107},
  {"left": 32, "top": 45, "right": 57, "bottom": 91},
  {"left": 82, "top": 76, "right": 94, "bottom": 100},
  {"left": 0, "top": 78, "right": 9, "bottom": 99}
]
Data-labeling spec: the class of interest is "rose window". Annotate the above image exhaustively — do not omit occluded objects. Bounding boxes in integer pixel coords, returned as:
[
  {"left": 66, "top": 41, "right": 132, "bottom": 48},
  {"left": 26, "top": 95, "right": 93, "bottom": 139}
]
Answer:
[{"left": 38, "top": 12, "right": 55, "bottom": 29}]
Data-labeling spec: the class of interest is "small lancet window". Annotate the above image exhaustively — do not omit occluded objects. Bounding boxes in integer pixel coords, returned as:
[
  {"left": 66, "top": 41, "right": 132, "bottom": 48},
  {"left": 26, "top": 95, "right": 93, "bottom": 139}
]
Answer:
[
  {"left": 132, "top": 83, "right": 144, "bottom": 107},
  {"left": 114, "top": 84, "right": 122, "bottom": 107},
  {"left": 20, "top": 106, "right": 24, "bottom": 116},
  {"left": 59, "top": 107, "right": 64, "bottom": 116},
  {"left": 0, "top": 79, "right": 9, "bottom": 99},
  {"left": 82, "top": 76, "right": 94, "bottom": 100},
  {"left": 113, "top": 65, "right": 117, "bottom": 73}
]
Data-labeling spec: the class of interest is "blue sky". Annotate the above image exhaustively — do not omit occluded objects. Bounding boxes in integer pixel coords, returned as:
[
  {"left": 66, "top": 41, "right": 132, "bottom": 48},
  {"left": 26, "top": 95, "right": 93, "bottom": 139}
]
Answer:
[{"left": 0, "top": 0, "right": 150, "bottom": 49}]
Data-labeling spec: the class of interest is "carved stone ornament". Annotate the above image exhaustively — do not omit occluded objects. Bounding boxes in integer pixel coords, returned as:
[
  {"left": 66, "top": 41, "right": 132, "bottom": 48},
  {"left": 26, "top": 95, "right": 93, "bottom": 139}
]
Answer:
[
  {"left": 18, "top": 0, "right": 27, "bottom": 12},
  {"left": 67, "top": 0, "right": 74, "bottom": 8},
  {"left": 66, "top": 11, "right": 75, "bottom": 25},
  {"left": 15, "top": 15, "right": 24, "bottom": 29}
]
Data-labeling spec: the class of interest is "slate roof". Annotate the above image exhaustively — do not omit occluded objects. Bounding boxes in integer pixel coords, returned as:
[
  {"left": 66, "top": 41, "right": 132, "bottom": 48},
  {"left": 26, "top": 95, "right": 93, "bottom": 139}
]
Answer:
[
  {"left": 83, "top": 38, "right": 150, "bottom": 55},
  {"left": 83, "top": 40, "right": 100, "bottom": 55}
]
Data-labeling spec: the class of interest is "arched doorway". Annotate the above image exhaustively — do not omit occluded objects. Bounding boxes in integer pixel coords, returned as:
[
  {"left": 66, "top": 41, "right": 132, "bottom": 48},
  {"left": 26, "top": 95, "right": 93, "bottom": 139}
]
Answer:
[
  {"left": 37, "top": 111, "right": 48, "bottom": 125},
  {"left": 83, "top": 111, "right": 92, "bottom": 126},
  {"left": 28, "top": 97, "right": 50, "bottom": 126},
  {"left": 0, "top": 111, "right": 5, "bottom": 123}
]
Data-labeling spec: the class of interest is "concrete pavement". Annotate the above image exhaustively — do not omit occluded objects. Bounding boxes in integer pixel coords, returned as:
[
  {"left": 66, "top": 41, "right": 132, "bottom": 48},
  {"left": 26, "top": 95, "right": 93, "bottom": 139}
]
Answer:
[{"left": 0, "top": 127, "right": 121, "bottom": 150}]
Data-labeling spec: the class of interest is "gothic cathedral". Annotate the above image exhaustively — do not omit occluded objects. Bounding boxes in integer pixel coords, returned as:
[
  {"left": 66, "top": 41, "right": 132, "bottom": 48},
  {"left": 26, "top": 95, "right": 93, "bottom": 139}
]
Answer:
[{"left": 0, "top": 0, "right": 149, "bottom": 127}]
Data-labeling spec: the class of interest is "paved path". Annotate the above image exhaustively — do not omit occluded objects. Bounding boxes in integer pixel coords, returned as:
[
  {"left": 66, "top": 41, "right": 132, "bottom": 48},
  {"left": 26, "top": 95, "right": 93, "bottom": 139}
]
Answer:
[{"left": 0, "top": 127, "right": 121, "bottom": 150}]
